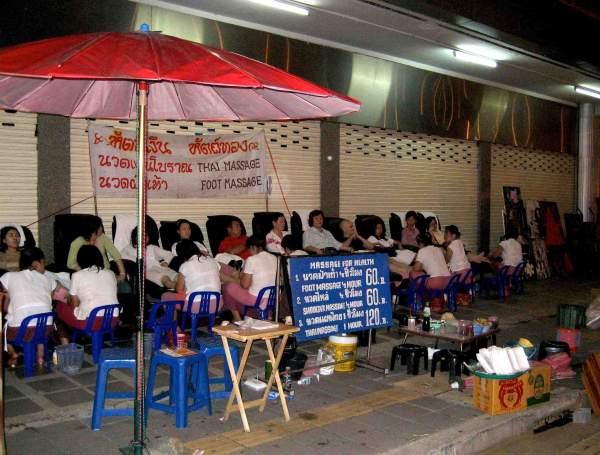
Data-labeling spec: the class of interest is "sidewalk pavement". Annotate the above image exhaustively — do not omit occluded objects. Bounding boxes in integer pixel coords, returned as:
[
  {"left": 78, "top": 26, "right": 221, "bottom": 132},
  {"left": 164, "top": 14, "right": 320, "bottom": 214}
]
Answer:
[{"left": 5, "top": 277, "right": 600, "bottom": 454}]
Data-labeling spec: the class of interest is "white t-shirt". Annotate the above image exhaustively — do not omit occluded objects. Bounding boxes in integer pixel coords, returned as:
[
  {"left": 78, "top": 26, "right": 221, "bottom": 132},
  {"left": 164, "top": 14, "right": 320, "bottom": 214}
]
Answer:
[
  {"left": 243, "top": 251, "right": 278, "bottom": 297},
  {"left": 1, "top": 270, "right": 56, "bottom": 327},
  {"left": 367, "top": 236, "right": 395, "bottom": 248},
  {"left": 416, "top": 245, "right": 450, "bottom": 278},
  {"left": 302, "top": 227, "right": 342, "bottom": 250},
  {"left": 70, "top": 267, "right": 118, "bottom": 320},
  {"left": 500, "top": 239, "right": 523, "bottom": 267},
  {"left": 179, "top": 255, "right": 221, "bottom": 298},
  {"left": 447, "top": 239, "right": 471, "bottom": 273},
  {"left": 266, "top": 230, "right": 289, "bottom": 255},
  {"left": 171, "top": 240, "right": 210, "bottom": 257}
]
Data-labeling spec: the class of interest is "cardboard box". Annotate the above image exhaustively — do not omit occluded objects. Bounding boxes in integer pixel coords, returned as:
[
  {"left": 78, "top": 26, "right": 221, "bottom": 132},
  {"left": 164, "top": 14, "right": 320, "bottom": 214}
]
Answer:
[
  {"left": 527, "top": 361, "right": 551, "bottom": 406},
  {"left": 473, "top": 372, "right": 528, "bottom": 416}
]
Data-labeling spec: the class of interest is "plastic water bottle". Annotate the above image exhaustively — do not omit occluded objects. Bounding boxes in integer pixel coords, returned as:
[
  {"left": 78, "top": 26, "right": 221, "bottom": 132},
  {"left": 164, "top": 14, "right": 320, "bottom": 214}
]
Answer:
[{"left": 422, "top": 303, "right": 431, "bottom": 332}]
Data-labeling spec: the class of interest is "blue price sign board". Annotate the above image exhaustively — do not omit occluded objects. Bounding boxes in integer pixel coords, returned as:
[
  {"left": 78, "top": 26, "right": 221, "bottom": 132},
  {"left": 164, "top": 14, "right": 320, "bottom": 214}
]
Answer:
[{"left": 288, "top": 253, "right": 392, "bottom": 342}]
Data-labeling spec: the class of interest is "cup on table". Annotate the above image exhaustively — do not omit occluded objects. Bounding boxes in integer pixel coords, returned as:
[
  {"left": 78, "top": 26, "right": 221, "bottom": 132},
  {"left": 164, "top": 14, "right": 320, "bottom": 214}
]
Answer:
[{"left": 176, "top": 333, "right": 188, "bottom": 349}]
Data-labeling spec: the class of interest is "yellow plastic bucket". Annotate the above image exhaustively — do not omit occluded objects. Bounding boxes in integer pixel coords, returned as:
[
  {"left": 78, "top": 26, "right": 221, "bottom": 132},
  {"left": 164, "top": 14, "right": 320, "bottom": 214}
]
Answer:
[{"left": 327, "top": 335, "right": 358, "bottom": 372}]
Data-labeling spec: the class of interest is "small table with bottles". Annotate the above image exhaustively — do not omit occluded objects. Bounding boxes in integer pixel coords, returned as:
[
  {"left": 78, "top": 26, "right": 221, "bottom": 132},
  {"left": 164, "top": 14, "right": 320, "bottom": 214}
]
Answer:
[
  {"left": 399, "top": 325, "right": 500, "bottom": 353},
  {"left": 212, "top": 323, "right": 300, "bottom": 433}
]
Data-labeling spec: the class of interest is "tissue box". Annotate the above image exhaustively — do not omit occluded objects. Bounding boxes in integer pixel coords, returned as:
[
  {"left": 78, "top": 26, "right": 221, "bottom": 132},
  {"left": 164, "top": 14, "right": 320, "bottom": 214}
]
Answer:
[
  {"left": 473, "top": 372, "right": 528, "bottom": 416},
  {"left": 526, "top": 361, "right": 551, "bottom": 406}
]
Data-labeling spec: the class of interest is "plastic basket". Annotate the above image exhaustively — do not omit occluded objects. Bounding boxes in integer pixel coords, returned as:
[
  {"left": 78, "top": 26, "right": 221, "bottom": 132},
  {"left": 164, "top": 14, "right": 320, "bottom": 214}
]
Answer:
[{"left": 55, "top": 343, "right": 84, "bottom": 375}]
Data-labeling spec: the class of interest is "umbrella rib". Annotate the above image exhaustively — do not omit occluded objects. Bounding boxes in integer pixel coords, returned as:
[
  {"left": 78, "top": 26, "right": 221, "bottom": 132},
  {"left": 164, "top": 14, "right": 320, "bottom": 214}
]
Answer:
[
  {"left": 49, "top": 33, "right": 113, "bottom": 77},
  {"left": 210, "top": 87, "right": 242, "bottom": 121},
  {"left": 69, "top": 79, "right": 97, "bottom": 116},
  {"left": 202, "top": 48, "right": 263, "bottom": 88}
]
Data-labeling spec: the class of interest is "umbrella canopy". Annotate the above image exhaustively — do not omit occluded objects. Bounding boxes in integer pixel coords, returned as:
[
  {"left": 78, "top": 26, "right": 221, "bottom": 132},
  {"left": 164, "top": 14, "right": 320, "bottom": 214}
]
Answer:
[
  {"left": 0, "top": 29, "right": 360, "bottom": 452},
  {"left": 0, "top": 31, "right": 359, "bottom": 121}
]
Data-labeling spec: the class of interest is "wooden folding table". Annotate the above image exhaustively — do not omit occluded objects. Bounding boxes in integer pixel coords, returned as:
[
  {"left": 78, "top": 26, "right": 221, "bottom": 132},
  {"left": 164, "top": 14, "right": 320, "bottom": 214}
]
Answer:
[{"left": 213, "top": 323, "right": 300, "bottom": 432}]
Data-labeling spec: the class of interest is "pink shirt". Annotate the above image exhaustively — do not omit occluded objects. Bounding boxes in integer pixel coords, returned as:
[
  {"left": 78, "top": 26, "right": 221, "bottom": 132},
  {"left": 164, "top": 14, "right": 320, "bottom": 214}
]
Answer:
[{"left": 401, "top": 226, "right": 420, "bottom": 247}]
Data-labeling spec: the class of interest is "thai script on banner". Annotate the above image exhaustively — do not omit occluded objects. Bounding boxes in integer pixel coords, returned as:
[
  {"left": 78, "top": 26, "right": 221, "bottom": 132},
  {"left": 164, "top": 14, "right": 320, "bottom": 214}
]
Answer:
[
  {"left": 88, "top": 125, "right": 267, "bottom": 198},
  {"left": 288, "top": 253, "right": 392, "bottom": 342}
]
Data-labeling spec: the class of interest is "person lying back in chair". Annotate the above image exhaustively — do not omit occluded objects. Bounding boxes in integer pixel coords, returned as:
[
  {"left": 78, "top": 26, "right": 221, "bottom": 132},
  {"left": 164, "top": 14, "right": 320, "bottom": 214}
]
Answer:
[{"left": 302, "top": 210, "right": 353, "bottom": 254}]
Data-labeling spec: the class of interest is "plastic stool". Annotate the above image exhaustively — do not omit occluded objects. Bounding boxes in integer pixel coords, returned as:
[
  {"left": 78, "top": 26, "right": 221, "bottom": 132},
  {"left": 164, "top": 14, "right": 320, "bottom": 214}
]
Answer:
[
  {"left": 145, "top": 350, "right": 212, "bottom": 428},
  {"left": 196, "top": 337, "right": 240, "bottom": 400},
  {"left": 430, "top": 349, "right": 469, "bottom": 378},
  {"left": 390, "top": 344, "right": 428, "bottom": 374},
  {"left": 91, "top": 348, "right": 136, "bottom": 431}
]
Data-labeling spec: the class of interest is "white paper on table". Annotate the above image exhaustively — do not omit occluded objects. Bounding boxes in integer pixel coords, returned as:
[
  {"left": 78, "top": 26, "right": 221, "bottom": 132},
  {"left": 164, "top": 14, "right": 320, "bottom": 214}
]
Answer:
[{"left": 234, "top": 317, "right": 279, "bottom": 331}]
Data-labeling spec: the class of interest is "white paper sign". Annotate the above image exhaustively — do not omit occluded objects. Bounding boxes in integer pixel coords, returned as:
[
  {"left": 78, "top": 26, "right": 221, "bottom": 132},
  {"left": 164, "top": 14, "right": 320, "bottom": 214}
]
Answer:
[{"left": 88, "top": 125, "right": 267, "bottom": 198}]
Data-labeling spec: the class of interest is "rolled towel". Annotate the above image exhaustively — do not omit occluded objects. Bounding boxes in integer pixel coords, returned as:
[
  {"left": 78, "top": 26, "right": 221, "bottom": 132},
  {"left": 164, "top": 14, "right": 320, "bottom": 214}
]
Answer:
[
  {"left": 477, "top": 353, "right": 495, "bottom": 374},
  {"left": 513, "top": 346, "right": 530, "bottom": 371}
]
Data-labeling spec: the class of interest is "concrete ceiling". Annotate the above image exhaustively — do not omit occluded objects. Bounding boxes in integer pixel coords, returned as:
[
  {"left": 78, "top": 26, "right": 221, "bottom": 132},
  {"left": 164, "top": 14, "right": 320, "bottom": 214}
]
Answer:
[{"left": 133, "top": 0, "right": 600, "bottom": 107}]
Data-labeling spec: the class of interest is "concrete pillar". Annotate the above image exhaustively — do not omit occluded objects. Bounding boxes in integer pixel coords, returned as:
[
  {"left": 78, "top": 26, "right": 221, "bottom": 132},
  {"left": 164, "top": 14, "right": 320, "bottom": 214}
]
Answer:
[
  {"left": 37, "top": 114, "right": 70, "bottom": 263},
  {"left": 478, "top": 141, "right": 492, "bottom": 252},
  {"left": 578, "top": 103, "right": 596, "bottom": 221},
  {"left": 320, "top": 120, "right": 340, "bottom": 217}
]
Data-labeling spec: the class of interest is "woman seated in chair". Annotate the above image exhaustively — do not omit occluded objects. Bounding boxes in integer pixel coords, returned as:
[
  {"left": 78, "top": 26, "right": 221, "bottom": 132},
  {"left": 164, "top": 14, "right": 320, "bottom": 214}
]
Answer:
[
  {"left": 56, "top": 245, "right": 118, "bottom": 344},
  {"left": 425, "top": 216, "right": 445, "bottom": 246},
  {"left": 170, "top": 219, "right": 210, "bottom": 257},
  {"left": 444, "top": 225, "right": 488, "bottom": 276},
  {"left": 366, "top": 221, "right": 414, "bottom": 276},
  {"left": 162, "top": 239, "right": 231, "bottom": 314},
  {"left": 0, "top": 226, "right": 22, "bottom": 273},
  {"left": 266, "top": 213, "right": 289, "bottom": 255},
  {"left": 67, "top": 216, "right": 127, "bottom": 284},
  {"left": 488, "top": 231, "right": 523, "bottom": 274},
  {"left": 401, "top": 211, "right": 420, "bottom": 249},
  {"left": 218, "top": 219, "right": 250, "bottom": 260},
  {"left": 302, "top": 210, "right": 353, "bottom": 254},
  {"left": 121, "top": 228, "right": 178, "bottom": 291},
  {"left": 0, "top": 247, "right": 57, "bottom": 368},
  {"left": 411, "top": 233, "right": 451, "bottom": 290},
  {"left": 222, "top": 236, "right": 277, "bottom": 321}
]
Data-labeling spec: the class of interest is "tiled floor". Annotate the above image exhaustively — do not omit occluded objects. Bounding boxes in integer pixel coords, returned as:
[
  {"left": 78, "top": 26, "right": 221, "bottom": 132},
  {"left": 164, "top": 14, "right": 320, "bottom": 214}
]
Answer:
[{"left": 4, "top": 277, "right": 600, "bottom": 454}]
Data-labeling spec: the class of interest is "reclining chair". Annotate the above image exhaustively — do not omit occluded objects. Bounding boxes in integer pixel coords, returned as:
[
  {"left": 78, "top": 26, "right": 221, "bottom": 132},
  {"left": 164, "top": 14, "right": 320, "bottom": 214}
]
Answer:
[{"left": 205, "top": 215, "right": 247, "bottom": 257}]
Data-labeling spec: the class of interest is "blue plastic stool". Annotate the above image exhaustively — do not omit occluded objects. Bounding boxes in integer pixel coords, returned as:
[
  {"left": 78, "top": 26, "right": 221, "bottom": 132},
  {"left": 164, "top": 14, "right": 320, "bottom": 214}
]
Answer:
[
  {"left": 196, "top": 337, "right": 240, "bottom": 400},
  {"left": 71, "top": 304, "right": 121, "bottom": 364},
  {"left": 10, "top": 312, "right": 54, "bottom": 378},
  {"left": 91, "top": 348, "right": 136, "bottom": 431},
  {"left": 145, "top": 350, "right": 212, "bottom": 428},
  {"left": 145, "top": 301, "right": 180, "bottom": 351}
]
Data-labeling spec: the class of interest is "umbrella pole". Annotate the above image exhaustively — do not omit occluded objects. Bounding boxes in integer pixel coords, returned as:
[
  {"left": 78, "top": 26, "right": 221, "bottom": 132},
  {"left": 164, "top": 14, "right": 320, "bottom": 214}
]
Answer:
[{"left": 123, "top": 81, "right": 149, "bottom": 455}]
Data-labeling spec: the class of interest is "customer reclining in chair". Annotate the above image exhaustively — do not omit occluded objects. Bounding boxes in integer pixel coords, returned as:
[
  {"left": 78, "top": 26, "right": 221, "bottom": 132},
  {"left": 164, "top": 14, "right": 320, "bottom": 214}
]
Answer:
[{"left": 302, "top": 210, "right": 353, "bottom": 254}]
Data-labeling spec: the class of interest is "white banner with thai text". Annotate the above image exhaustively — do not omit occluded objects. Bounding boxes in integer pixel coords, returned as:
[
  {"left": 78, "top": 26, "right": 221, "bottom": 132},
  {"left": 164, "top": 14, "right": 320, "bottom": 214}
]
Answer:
[{"left": 88, "top": 125, "right": 266, "bottom": 198}]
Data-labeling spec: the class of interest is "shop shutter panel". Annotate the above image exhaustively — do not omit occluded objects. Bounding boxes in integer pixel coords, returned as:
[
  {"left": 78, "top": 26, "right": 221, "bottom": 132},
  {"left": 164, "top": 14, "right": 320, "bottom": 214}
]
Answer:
[
  {"left": 490, "top": 144, "right": 577, "bottom": 244},
  {"left": 70, "top": 119, "right": 320, "bottom": 239},
  {"left": 0, "top": 110, "right": 38, "bottom": 241},
  {"left": 339, "top": 124, "right": 480, "bottom": 251}
]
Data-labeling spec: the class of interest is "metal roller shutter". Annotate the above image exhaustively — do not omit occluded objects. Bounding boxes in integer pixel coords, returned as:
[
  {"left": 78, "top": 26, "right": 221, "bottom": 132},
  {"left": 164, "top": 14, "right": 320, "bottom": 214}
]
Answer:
[
  {"left": 339, "top": 124, "right": 480, "bottom": 251},
  {"left": 70, "top": 119, "right": 321, "bottom": 238},
  {"left": 490, "top": 144, "right": 577, "bottom": 244},
  {"left": 0, "top": 110, "right": 38, "bottom": 240}
]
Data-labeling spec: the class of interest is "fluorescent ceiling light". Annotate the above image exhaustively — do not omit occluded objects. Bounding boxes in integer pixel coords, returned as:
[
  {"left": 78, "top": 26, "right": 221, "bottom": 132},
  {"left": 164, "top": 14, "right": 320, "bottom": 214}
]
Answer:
[
  {"left": 456, "top": 44, "right": 509, "bottom": 61},
  {"left": 246, "top": 0, "right": 310, "bottom": 15},
  {"left": 453, "top": 50, "right": 497, "bottom": 68},
  {"left": 575, "top": 86, "right": 600, "bottom": 100}
]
